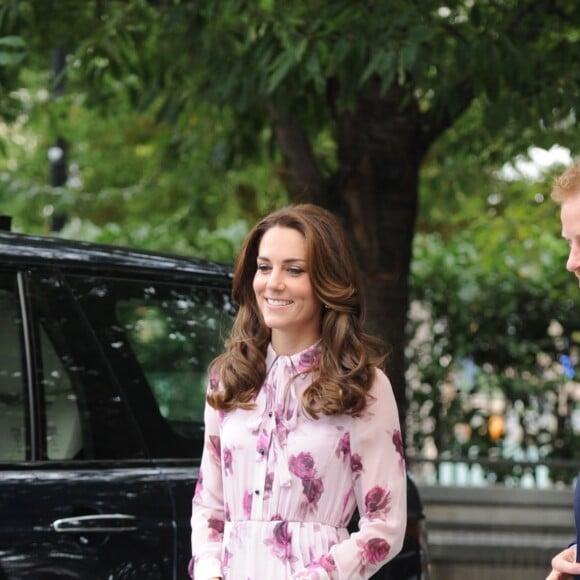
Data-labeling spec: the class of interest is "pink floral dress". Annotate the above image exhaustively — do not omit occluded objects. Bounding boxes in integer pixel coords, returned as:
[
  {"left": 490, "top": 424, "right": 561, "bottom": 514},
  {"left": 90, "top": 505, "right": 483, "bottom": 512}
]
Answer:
[{"left": 189, "top": 343, "right": 407, "bottom": 579}]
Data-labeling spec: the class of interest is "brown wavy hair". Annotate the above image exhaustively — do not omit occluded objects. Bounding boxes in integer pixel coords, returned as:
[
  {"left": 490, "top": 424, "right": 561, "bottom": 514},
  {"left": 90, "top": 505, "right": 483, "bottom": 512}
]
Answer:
[{"left": 207, "top": 203, "right": 388, "bottom": 417}]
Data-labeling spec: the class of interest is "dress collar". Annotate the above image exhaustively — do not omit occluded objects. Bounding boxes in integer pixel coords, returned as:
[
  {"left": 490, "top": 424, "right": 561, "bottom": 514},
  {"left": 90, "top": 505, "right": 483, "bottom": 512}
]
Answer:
[{"left": 266, "top": 341, "right": 322, "bottom": 372}]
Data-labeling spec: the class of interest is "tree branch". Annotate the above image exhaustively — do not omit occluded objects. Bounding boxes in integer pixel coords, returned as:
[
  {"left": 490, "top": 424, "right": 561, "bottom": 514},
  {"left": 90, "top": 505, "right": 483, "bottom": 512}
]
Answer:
[{"left": 265, "top": 101, "right": 327, "bottom": 205}]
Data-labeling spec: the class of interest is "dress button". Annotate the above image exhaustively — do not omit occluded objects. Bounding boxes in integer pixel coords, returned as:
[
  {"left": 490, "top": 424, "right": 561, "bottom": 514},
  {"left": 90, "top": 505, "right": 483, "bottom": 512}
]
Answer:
[
  {"left": 255, "top": 490, "right": 260, "bottom": 495},
  {"left": 259, "top": 448, "right": 266, "bottom": 455},
  {"left": 268, "top": 411, "right": 273, "bottom": 418}
]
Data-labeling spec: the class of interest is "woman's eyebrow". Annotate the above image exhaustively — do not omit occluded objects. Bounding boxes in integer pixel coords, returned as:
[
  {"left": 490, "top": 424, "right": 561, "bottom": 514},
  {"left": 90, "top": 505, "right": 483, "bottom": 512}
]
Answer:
[{"left": 256, "top": 256, "right": 306, "bottom": 263}]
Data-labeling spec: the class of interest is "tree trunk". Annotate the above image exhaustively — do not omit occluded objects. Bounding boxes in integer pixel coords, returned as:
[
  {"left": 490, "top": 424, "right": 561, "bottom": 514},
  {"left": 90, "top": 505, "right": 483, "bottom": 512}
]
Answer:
[
  {"left": 269, "top": 84, "right": 443, "bottom": 431},
  {"left": 331, "top": 86, "right": 425, "bottom": 425}
]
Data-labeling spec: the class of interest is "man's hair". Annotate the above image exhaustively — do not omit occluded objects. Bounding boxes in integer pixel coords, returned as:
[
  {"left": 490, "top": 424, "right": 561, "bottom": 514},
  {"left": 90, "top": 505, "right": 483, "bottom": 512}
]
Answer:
[{"left": 551, "top": 161, "right": 580, "bottom": 203}]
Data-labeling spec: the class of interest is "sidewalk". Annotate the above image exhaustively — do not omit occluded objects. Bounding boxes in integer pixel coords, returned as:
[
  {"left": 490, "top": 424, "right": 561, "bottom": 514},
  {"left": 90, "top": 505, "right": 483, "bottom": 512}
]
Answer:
[
  {"left": 418, "top": 484, "right": 574, "bottom": 580},
  {"left": 431, "top": 562, "right": 548, "bottom": 580}
]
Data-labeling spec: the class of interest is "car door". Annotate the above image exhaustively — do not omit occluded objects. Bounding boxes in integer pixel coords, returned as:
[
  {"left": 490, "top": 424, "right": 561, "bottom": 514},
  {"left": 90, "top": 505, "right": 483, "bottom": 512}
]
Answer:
[
  {"left": 66, "top": 272, "right": 235, "bottom": 577},
  {"left": 0, "top": 269, "right": 176, "bottom": 580}
]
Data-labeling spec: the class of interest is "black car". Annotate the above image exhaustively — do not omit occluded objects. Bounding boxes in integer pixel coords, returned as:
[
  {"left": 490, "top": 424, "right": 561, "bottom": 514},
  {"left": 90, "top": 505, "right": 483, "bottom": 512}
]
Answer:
[{"left": 0, "top": 224, "right": 430, "bottom": 580}]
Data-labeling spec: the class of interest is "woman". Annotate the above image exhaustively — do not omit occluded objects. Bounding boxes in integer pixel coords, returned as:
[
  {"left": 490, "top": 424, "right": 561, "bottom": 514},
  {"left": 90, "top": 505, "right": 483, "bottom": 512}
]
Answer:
[{"left": 189, "top": 204, "right": 406, "bottom": 579}]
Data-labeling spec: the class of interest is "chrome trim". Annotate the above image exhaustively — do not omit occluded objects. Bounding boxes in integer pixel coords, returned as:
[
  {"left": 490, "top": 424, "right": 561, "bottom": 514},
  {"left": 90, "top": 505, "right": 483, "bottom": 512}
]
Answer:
[
  {"left": 16, "top": 271, "right": 36, "bottom": 457},
  {"left": 52, "top": 513, "right": 137, "bottom": 533}
]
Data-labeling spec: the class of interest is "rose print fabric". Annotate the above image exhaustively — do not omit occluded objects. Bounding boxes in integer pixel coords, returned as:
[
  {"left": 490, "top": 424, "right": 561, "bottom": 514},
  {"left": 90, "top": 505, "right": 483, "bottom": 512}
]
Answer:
[{"left": 190, "top": 343, "right": 406, "bottom": 579}]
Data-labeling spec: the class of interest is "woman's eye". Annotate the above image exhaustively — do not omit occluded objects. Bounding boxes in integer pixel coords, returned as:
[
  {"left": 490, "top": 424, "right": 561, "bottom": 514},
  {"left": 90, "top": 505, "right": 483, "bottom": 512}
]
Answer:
[
  {"left": 288, "top": 267, "right": 304, "bottom": 275},
  {"left": 257, "top": 263, "right": 271, "bottom": 272}
]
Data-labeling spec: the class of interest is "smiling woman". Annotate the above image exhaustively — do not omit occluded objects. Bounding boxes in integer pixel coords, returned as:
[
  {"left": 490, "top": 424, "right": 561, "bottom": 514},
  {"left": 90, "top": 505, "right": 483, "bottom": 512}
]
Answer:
[{"left": 189, "top": 203, "right": 407, "bottom": 580}]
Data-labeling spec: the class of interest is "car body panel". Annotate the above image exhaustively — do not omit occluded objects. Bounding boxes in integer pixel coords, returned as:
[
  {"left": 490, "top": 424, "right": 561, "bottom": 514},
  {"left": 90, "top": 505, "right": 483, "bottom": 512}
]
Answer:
[{"left": 0, "top": 464, "right": 174, "bottom": 580}]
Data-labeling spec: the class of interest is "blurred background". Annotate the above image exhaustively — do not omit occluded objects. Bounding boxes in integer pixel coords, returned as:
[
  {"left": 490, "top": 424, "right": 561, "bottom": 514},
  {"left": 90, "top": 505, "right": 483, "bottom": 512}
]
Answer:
[{"left": 1, "top": 1, "right": 580, "bottom": 577}]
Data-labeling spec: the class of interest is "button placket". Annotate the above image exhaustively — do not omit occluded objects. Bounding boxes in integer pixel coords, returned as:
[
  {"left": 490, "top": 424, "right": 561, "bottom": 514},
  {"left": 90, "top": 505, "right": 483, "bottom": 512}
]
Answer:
[{"left": 250, "top": 413, "right": 274, "bottom": 520}]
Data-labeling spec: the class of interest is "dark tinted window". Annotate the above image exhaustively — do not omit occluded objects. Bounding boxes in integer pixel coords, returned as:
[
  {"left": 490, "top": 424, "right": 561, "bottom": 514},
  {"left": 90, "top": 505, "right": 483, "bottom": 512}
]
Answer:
[
  {"left": 0, "top": 274, "right": 28, "bottom": 461},
  {"left": 68, "top": 275, "right": 234, "bottom": 458},
  {"left": 30, "top": 272, "right": 146, "bottom": 461},
  {"left": 40, "top": 309, "right": 83, "bottom": 460}
]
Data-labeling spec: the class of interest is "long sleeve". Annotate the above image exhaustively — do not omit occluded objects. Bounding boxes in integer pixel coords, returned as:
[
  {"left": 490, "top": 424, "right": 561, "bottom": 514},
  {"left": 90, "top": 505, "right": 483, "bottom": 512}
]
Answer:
[
  {"left": 190, "top": 398, "right": 225, "bottom": 580},
  {"left": 292, "top": 369, "right": 407, "bottom": 579}
]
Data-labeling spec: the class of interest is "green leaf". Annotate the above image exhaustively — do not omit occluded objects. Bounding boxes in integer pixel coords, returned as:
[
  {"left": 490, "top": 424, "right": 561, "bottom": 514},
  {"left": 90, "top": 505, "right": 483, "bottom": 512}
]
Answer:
[
  {"left": 0, "top": 51, "right": 25, "bottom": 66},
  {"left": 267, "top": 50, "right": 296, "bottom": 93},
  {"left": 0, "top": 35, "right": 26, "bottom": 48},
  {"left": 360, "top": 48, "right": 395, "bottom": 87}
]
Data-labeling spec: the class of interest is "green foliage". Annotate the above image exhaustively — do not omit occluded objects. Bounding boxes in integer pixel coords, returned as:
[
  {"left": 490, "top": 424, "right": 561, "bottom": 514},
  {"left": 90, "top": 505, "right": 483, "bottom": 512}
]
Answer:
[
  {"left": 407, "top": 175, "right": 580, "bottom": 483},
  {"left": 0, "top": 0, "right": 296, "bottom": 261},
  {"left": 1, "top": 0, "right": 578, "bottom": 248},
  {"left": 5, "top": 0, "right": 578, "bottom": 170},
  {"left": 0, "top": 61, "right": 287, "bottom": 262}
]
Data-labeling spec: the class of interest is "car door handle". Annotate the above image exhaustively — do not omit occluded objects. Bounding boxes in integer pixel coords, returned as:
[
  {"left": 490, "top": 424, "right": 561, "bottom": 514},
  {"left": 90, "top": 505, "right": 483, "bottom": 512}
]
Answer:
[{"left": 52, "top": 513, "right": 137, "bottom": 533}]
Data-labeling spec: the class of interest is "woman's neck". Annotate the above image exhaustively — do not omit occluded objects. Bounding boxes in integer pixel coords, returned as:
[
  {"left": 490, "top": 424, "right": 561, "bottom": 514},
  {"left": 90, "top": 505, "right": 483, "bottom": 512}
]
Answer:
[{"left": 270, "top": 332, "right": 320, "bottom": 356}]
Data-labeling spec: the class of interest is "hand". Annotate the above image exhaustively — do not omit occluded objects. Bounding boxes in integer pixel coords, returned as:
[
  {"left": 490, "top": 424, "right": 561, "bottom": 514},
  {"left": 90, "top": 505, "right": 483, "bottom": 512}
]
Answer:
[{"left": 546, "top": 545, "right": 580, "bottom": 579}]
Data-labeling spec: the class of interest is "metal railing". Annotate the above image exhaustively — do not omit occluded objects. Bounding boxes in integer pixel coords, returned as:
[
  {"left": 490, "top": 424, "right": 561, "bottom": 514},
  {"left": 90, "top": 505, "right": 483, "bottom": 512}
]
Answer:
[{"left": 407, "top": 454, "right": 579, "bottom": 488}]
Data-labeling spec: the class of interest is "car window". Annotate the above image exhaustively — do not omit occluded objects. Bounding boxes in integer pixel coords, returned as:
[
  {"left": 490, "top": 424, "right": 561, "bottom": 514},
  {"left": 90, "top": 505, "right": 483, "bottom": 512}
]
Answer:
[
  {"left": 41, "top": 323, "right": 82, "bottom": 460},
  {"left": 30, "top": 271, "right": 147, "bottom": 461},
  {"left": 0, "top": 275, "right": 28, "bottom": 461},
  {"left": 68, "top": 275, "right": 234, "bottom": 458},
  {"left": 116, "top": 291, "right": 228, "bottom": 431}
]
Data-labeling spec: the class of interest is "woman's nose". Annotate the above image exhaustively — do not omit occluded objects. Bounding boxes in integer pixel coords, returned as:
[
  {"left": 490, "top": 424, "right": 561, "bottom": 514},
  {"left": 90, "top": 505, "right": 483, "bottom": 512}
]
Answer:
[{"left": 266, "top": 268, "right": 285, "bottom": 289}]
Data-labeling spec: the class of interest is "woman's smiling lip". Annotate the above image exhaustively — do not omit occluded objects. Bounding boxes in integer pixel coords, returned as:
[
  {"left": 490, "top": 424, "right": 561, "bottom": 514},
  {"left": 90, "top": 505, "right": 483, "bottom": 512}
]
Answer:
[{"left": 265, "top": 297, "right": 293, "bottom": 306}]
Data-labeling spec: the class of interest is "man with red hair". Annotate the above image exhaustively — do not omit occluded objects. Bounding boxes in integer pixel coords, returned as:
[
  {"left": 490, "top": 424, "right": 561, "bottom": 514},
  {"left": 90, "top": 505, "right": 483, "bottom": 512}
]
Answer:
[{"left": 547, "top": 160, "right": 580, "bottom": 580}]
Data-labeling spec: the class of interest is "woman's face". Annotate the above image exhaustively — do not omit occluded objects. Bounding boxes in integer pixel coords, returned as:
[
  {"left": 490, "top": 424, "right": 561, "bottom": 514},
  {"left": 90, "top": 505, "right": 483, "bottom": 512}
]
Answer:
[{"left": 253, "top": 225, "right": 322, "bottom": 354}]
